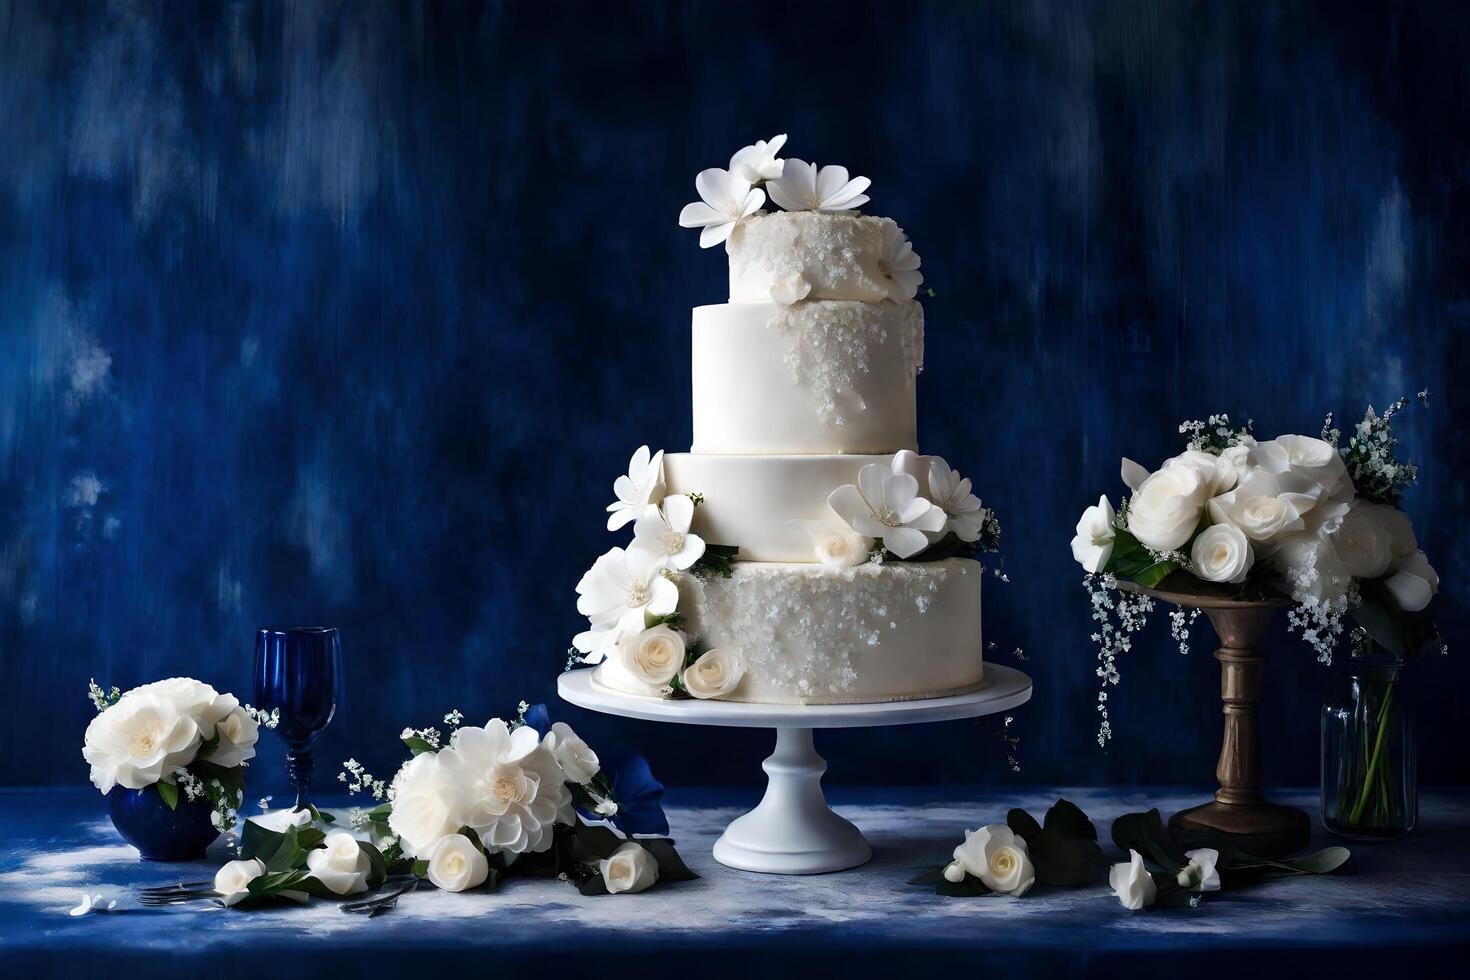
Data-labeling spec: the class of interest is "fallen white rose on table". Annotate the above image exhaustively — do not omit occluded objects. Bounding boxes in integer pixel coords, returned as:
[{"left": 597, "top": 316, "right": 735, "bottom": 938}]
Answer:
[
  {"left": 1176, "top": 847, "right": 1221, "bottom": 892},
  {"left": 681, "top": 648, "right": 743, "bottom": 699},
  {"left": 950, "top": 824, "right": 1035, "bottom": 896},
  {"left": 1109, "top": 849, "right": 1157, "bottom": 910},
  {"left": 305, "top": 832, "right": 371, "bottom": 896},
  {"left": 215, "top": 857, "right": 267, "bottom": 906},
  {"left": 600, "top": 841, "right": 659, "bottom": 894},
  {"left": 426, "top": 833, "right": 490, "bottom": 892}
]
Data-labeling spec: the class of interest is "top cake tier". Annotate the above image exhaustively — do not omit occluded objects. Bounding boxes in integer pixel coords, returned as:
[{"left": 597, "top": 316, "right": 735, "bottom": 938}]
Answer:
[{"left": 727, "top": 212, "right": 902, "bottom": 303}]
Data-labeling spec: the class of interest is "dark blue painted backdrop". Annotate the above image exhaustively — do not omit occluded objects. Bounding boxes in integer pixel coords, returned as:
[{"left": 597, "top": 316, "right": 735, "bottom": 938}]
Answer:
[{"left": 1, "top": 0, "right": 1466, "bottom": 794}]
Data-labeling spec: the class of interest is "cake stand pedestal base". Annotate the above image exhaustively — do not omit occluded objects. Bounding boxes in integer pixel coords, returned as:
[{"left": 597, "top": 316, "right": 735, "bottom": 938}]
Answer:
[
  {"left": 558, "top": 664, "right": 1033, "bottom": 875},
  {"left": 1169, "top": 799, "right": 1312, "bottom": 858},
  {"left": 712, "top": 727, "right": 871, "bottom": 874}
]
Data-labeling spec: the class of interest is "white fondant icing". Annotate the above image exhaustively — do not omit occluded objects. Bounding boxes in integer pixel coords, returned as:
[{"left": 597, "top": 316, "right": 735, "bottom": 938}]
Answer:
[
  {"left": 593, "top": 559, "right": 984, "bottom": 705},
  {"left": 663, "top": 452, "right": 940, "bottom": 562},
  {"left": 691, "top": 301, "right": 921, "bottom": 455},
  {"left": 727, "top": 212, "right": 905, "bottom": 303}
]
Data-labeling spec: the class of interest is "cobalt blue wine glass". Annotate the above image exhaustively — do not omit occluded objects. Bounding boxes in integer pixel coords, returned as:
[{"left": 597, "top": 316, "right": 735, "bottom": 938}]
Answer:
[{"left": 254, "top": 626, "right": 341, "bottom": 811}]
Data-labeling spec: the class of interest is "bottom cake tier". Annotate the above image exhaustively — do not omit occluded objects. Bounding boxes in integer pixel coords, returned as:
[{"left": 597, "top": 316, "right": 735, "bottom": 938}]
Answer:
[{"left": 593, "top": 558, "right": 984, "bottom": 705}]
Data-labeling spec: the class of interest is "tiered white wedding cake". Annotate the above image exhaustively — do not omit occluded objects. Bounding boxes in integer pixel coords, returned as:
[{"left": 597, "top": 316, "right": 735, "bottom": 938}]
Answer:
[{"left": 571, "top": 136, "right": 997, "bottom": 705}]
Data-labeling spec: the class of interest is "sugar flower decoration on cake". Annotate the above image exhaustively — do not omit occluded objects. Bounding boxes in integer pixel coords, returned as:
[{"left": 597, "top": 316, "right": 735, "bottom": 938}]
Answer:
[
  {"left": 573, "top": 546, "right": 680, "bottom": 661},
  {"left": 678, "top": 168, "right": 766, "bottom": 248},
  {"left": 766, "top": 159, "right": 871, "bottom": 213},
  {"left": 606, "top": 445, "right": 666, "bottom": 531},
  {"left": 926, "top": 457, "right": 987, "bottom": 543},
  {"left": 877, "top": 223, "right": 923, "bottom": 301},
  {"left": 629, "top": 494, "right": 706, "bottom": 571},
  {"left": 728, "top": 133, "right": 787, "bottom": 184},
  {"left": 827, "top": 462, "right": 946, "bottom": 559},
  {"left": 789, "top": 519, "right": 871, "bottom": 567}
]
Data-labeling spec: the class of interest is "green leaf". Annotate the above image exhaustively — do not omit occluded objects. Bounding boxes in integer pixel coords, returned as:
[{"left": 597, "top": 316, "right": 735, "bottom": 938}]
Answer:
[
  {"left": 638, "top": 839, "right": 699, "bottom": 882},
  {"left": 1006, "top": 808, "right": 1042, "bottom": 846},
  {"left": 1133, "top": 561, "right": 1178, "bottom": 589},
  {"left": 690, "top": 544, "right": 739, "bottom": 579},
  {"left": 1043, "top": 799, "right": 1097, "bottom": 841},
  {"left": 1029, "top": 828, "right": 1104, "bottom": 887},
  {"left": 1110, "top": 810, "right": 1185, "bottom": 871},
  {"left": 402, "top": 735, "right": 438, "bottom": 756},
  {"left": 155, "top": 781, "right": 179, "bottom": 810},
  {"left": 411, "top": 859, "right": 429, "bottom": 878},
  {"left": 936, "top": 873, "right": 993, "bottom": 898},
  {"left": 359, "top": 840, "right": 388, "bottom": 888},
  {"left": 455, "top": 826, "right": 485, "bottom": 853},
  {"left": 577, "top": 871, "right": 610, "bottom": 896},
  {"left": 294, "top": 826, "right": 326, "bottom": 852},
  {"left": 908, "top": 868, "right": 945, "bottom": 885},
  {"left": 566, "top": 823, "right": 626, "bottom": 863},
  {"left": 1226, "top": 846, "right": 1351, "bottom": 880},
  {"left": 238, "top": 819, "right": 279, "bottom": 862}
]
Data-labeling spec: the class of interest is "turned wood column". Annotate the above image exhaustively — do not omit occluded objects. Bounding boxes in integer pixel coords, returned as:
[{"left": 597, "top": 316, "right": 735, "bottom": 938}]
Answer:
[{"left": 1206, "top": 606, "right": 1276, "bottom": 806}]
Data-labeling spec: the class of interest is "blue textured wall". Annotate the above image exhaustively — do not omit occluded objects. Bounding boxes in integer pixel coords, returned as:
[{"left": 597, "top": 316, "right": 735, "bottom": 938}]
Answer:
[{"left": 1, "top": 1, "right": 1466, "bottom": 793}]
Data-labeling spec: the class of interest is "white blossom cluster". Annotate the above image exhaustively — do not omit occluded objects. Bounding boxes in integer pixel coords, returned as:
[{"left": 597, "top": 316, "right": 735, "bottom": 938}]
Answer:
[
  {"left": 1287, "top": 588, "right": 1356, "bottom": 665},
  {"left": 1169, "top": 606, "right": 1201, "bottom": 657},
  {"left": 1085, "top": 574, "right": 1155, "bottom": 747},
  {"left": 339, "top": 758, "right": 389, "bottom": 800}
]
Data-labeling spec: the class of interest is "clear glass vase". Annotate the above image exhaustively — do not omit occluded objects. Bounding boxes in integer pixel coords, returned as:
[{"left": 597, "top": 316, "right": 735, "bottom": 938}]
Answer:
[{"left": 1321, "top": 655, "right": 1416, "bottom": 839}]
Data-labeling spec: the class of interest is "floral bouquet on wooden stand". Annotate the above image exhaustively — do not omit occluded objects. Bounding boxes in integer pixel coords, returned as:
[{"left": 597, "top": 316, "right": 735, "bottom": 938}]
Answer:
[
  {"left": 1070, "top": 397, "right": 1445, "bottom": 846},
  {"left": 82, "top": 677, "right": 276, "bottom": 861}
]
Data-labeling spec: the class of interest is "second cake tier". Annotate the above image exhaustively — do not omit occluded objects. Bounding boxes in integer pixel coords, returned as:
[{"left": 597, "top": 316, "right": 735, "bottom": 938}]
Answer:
[{"left": 691, "top": 299, "right": 922, "bottom": 455}]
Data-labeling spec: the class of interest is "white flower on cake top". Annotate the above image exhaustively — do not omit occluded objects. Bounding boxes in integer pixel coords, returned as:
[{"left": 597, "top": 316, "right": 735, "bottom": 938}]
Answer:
[
  {"left": 766, "top": 159, "right": 871, "bottom": 213},
  {"left": 678, "top": 168, "right": 766, "bottom": 248},
  {"left": 629, "top": 493, "right": 706, "bottom": 571},
  {"left": 877, "top": 221, "right": 923, "bottom": 300},
  {"left": 728, "top": 133, "right": 787, "bottom": 183},
  {"left": 606, "top": 444, "right": 665, "bottom": 531}
]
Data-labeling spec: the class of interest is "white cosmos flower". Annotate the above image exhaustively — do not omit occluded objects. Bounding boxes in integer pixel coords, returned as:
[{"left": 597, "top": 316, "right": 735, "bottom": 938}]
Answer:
[
  {"left": 766, "top": 159, "right": 871, "bottom": 213},
  {"left": 678, "top": 168, "right": 766, "bottom": 248},
  {"left": 1190, "top": 523, "right": 1255, "bottom": 584},
  {"left": 728, "top": 133, "right": 787, "bottom": 183},
  {"left": 606, "top": 445, "right": 666, "bottom": 532},
  {"left": 827, "top": 462, "right": 946, "bottom": 559},
  {"left": 573, "top": 547, "right": 680, "bottom": 661},
  {"left": 789, "top": 519, "right": 871, "bottom": 567},
  {"left": 1071, "top": 495, "right": 1116, "bottom": 573},
  {"left": 927, "top": 458, "right": 986, "bottom": 542},
  {"left": 877, "top": 223, "right": 923, "bottom": 301},
  {"left": 441, "top": 720, "right": 573, "bottom": 855},
  {"left": 546, "top": 721, "right": 600, "bottom": 784},
  {"left": 629, "top": 495, "right": 706, "bottom": 571},
  {"left": 82, "top": 692, "right": 203, "bottom": 793}
]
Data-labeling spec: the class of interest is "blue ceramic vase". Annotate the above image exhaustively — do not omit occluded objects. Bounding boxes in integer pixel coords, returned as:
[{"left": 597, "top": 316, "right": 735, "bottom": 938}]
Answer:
[{"left": 108, "top": 785, "right": 219, "bottom": 861}]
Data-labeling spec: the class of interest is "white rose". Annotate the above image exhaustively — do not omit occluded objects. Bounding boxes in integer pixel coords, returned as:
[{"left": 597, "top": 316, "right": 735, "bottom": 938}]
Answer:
[
  {"left": 681, "top": 648, "right": 743, "bottom": 700},
  {"left": 1176, "top": 847, "right": 1221, "bottom": 892},
  {"left": 305, "top": 831, "right": 371, "bottom": 896},
  {"left": 1070, "top": 495, "right": 1116, "bottom": 573},
  {"left": 547, "top": 721, "right": 600, "bottom": 784},
  {"left": 1330, "top": 500, "right": 1394, "bottom": 580},
  {"left": 1126, "top": 462, "right": 1210, "bottom": 552},
  {"left": 951, "top": 824, "right": 1035, "bottom": 896},
  {"left": 388, "top": 751, "right": 463, "bottom": 857},
  {"left": 600, "top": 841, "right": 659, "bottom": 895},
  {"left": 1206, "top": 468, "right": 1314, "bottom": 551},
  {"left": 1171, "top": 449, "right": 1240, "bottom": 496},
  {"left": 1257, "top": 435, "right": 1351, "bottom": 504},
  {"left": 1384, "top": 550, "right": 1438, "bottom": 612},
  {"left": 1271, "top": 529, "right": 1352, "bottom": 602},
  {"left": 214, "top": 857, "right": 266, "bottom": 906},
  {"left": 808, "top": 521, "right": 871, "bottom": 567},
  {"left": 1109, "top": 849, "right": 1157, "bottom": 910},
  {"left": 769, "top": 272, "right": 812, "bottom": 306},
  {"left": 425, "top": 833, "right": 489, "bottom": 892},
  {"left": 1190, "top": 523, "right": 1254, "bottom": 584},
  {"left": 82, "top": 692, "right": 203, "bottom": 793},
  {"left": 618, "top": 624, "right": 686, "bottom": 687},
  {"left": 202, "top": 704, "right": 260, "bottom": 769}
]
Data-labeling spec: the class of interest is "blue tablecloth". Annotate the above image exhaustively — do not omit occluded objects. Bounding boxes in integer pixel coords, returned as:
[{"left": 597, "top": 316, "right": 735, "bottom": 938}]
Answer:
[{"left": 1, "top": 786, "right": 1466, "bottom": 977}]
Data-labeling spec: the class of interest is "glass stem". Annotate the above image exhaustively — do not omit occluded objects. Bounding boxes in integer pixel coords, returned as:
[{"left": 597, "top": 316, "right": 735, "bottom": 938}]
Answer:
[{"left": 287, "top": 748, "right": 314, "bottom": 811}]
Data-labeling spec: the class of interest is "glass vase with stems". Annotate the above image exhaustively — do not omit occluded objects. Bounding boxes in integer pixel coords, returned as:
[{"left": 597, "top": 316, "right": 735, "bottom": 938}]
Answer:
[{"left": 1321, "top": 649, "right": 1415, "bottom": 840}]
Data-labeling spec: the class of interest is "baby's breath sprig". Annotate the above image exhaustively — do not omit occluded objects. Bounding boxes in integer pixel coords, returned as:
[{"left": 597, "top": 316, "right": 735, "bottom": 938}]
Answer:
[
  {"left": 244, "top": 704, "right": 280, "bottom": 729},
  {"left": 1169, "top": 606, "right": 1201, "bottom": 657},
  {"left": 339, "top": 758, "right": 389, "bottom": 800},
  {"left": 1343, "top": 396, "right": 1419, "bottom": 505},
  {"left": 1179, "top": 414, "right": 1253, "bottom": 454},
  {"left": 87, "top": 678, "right": 122, "bottom": 713},
  {"left": 1085, "top": 573, "right": 1155, "bottom": 747},
  {"left": 993, "top": 715, "right": 1022, "bottom": 773}
]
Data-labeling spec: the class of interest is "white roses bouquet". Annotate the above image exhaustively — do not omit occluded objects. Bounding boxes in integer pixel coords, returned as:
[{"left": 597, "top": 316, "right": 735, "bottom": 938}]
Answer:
[
  {"left": 1073, "top": 402, "right": 1445, "bottom": 744},
  {"left": 82, "top": 676, "right": 276, "bottom": 832}
]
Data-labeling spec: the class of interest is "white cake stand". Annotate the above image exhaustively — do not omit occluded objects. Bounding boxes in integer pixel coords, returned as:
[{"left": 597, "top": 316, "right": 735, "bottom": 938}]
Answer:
[{"left": 557, "top": 663, "right": 1033, "bottom": 875}]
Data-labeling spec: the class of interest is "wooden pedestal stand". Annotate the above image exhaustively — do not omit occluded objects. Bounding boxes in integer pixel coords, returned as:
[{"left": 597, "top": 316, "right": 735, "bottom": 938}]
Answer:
[{"left": 1135, "top": 585, "right": 1311, "bottom": 857}]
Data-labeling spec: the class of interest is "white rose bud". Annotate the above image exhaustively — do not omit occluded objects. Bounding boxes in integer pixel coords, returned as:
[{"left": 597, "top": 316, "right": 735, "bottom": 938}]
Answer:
[
  {"left": 769, "top": 272, "right": 812, "bottom": 306},
  {"left": 547, "top": 721, "right": 600, "bottom": 784},
  {"left": 619, "top": 624, "right": 686, "bottom": 687},
  {"left": 1190, "top": 523, "right": 1255, "bottom": 584},
  {"left": 305, "top": 831, "right": 372, "bottom": 896},
  {"left": 1384, "top": 550, "right": 1438, "bottom": 612},
  {"left": 425, "top": 833, "right": 490, "bottom": 893},
  {"left": 1171, "top": 449, "right": 1240, "bottom": 496},
  {"left": 600, "top": 841, "right": 660, "bottom": 895},
  {"left": 1330, "top": 501, "right": 1394, "bottom": 580},
  {"left": 951, "top": 825, "right": 1035, "bottom": 896},
  {"left": 1070, "top": 495, "right": 1116, "bottom": 573},
  {"left": 681, "top": 648, "right": 743, "bottom": 700},
  {"left": 202, "top": 704, "right": 260, "bottom": 769},
  {"left": 214, "top": 857, "right": 266, "bottom": 906},
  {"left": 1176, "top": 847, "right": 1221, "bottom": 892},
  {"left": 1126, "top": 462, "right": 1210, "bottom": 552},
  {"left": 942, "top": 860, "right": 966, "bottom": 883},
  {"left": 1109, "top": 849, "right": 1157, "bottom": 910},
  {"left": 790, "top": 519, "right": 870, "bottom": 568}
]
